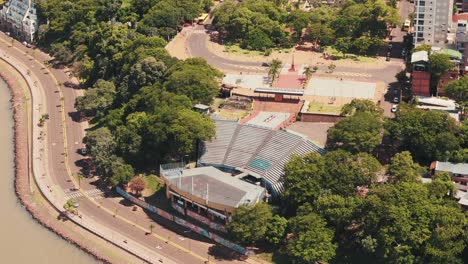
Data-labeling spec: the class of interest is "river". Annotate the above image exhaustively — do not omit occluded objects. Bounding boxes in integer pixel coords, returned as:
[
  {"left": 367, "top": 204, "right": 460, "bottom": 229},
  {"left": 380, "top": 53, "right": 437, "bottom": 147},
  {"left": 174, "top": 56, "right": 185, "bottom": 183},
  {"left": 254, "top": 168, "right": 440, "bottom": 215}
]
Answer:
[{"left": 0, "top": 78, "right": 98, "bottom": 263}]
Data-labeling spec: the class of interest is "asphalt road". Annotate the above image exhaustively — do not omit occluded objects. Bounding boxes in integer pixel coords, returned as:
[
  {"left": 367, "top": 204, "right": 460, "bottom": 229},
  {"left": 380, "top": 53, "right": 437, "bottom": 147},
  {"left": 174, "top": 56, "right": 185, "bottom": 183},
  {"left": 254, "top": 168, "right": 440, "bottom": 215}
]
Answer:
[{"left": 0, "top": 33, "right": 243, "bottom": 264}]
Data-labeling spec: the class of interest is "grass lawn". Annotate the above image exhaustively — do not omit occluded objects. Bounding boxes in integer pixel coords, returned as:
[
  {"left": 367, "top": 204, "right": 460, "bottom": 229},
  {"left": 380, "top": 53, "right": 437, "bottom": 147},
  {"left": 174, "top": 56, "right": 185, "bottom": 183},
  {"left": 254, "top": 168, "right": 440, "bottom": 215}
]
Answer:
[
  {"left": 142, "top": 175, "right": 163, "bottom": 197},
  {"left": 216, "top": 109, "right": 250, "bottom": 120},
  {"left": 325, "top": 46, "right": 377, "bottom": 63},
  {"left": 308, "top": 101, "right": 342, "bottom": 115},
  {"left": 223, "top": 44, "right": 291, "bottom": 57},
  {"left": 252, "top": 252, "right": 291, "bottom": 264}
]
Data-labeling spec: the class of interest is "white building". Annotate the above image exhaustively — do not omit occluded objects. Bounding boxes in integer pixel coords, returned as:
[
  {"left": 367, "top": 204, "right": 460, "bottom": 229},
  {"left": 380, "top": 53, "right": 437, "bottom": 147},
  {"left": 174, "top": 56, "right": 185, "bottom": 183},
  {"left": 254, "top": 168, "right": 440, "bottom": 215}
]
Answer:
[
  {"left": 413, "top": 0, "right": 454, "bottom": 47},
  {"left": 0, "top": 0, "right": 38, "bottom": 42}
]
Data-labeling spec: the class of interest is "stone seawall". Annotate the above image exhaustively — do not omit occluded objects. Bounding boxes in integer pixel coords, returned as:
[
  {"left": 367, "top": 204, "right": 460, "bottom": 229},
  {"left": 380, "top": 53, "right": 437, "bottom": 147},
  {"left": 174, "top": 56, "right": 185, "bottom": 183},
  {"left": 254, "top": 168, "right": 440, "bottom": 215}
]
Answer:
[{"left": 0, "top": 58, "right": 115, "bottom": 264}]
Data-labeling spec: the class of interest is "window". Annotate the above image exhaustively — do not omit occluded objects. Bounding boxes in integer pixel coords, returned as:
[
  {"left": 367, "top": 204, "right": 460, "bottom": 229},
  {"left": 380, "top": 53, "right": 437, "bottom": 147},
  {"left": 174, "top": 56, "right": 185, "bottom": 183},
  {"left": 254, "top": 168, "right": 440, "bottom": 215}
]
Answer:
[{"left": 418, "top": 14, "right": 425, "bottom": 18}]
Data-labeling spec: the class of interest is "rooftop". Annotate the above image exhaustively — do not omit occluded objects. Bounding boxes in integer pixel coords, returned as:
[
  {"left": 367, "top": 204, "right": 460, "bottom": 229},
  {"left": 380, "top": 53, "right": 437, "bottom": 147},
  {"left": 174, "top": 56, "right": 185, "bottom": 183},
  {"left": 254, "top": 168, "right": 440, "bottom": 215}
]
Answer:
[
  {"left": 416, "top": 96, "right": 457, "bottom": 109},
  {"left": 305, "top": 79, "right": 376, "bottom": 99},
  {"left": 411, "top": 51, "right": 429, "bottom": 63},
  {"left": 223, "top": 74, "right": 270, "bottom": 90},
  {"left": 435, "top": 161, "right": 468, "bottom": 175},
  {"left": 162, "top": 166, "right": 265, "bottom": 208}
]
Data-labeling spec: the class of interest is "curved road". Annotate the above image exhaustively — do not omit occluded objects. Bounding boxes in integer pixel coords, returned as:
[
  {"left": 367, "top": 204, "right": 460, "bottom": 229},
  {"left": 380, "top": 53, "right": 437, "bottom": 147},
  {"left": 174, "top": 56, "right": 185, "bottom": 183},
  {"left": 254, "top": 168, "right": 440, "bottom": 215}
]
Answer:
[{"left": 0, "top": 33, "right": 244, "bottom": 264}]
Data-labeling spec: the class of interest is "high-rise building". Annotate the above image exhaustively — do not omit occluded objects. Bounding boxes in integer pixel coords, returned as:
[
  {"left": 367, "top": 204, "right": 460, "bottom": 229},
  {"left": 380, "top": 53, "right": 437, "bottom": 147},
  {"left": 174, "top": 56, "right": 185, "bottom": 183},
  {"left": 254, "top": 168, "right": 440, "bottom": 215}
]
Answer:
[
  {"left": 413, "top": 0, "right": 454, "bottom": 47},
  {"left": 0, "top": 0, "right": 38, "bottom": 42}
]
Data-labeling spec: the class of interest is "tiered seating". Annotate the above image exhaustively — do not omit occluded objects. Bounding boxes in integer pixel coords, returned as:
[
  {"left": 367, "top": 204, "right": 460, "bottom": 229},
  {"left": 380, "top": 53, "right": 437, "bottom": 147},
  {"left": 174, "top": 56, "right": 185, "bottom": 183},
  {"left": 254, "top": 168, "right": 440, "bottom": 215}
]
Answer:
[
  {"left": 263, "top": 140, "right": 324, "bottom": 195},
  {"left": 247, "top": 130, "right": 303, "bottom": 174},
  {"left": 198, "top": 120, "right": 325, "bottom": 196},
  {"left": 224, "top": 125, "right": 273, "bottom": 168},
  {"left": 199, "top": 120, "right": 238, "bottom": 165}
]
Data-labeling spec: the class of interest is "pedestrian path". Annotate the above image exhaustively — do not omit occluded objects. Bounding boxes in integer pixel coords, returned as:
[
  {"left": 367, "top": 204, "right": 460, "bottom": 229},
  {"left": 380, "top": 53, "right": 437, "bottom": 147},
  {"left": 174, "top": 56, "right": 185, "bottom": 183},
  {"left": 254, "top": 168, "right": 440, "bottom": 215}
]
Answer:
[{"left": 64, "top": 189, "right": 104, "bottom": 200}]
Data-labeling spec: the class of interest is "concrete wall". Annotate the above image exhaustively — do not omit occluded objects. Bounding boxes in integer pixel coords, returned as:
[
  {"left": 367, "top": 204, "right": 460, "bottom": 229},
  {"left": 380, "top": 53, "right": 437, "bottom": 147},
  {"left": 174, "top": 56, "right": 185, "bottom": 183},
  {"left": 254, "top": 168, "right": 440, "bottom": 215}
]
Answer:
[{"left": 300, "top": 112, "right": 342, "bottom": 123}]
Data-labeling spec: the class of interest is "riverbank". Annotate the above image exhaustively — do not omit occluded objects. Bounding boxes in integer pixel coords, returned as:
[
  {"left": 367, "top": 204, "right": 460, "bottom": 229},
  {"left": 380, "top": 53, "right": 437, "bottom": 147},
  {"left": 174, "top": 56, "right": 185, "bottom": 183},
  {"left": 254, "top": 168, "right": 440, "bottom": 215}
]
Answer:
[{"left": 0, "top": 57, "right": 143, "bottom": 264}]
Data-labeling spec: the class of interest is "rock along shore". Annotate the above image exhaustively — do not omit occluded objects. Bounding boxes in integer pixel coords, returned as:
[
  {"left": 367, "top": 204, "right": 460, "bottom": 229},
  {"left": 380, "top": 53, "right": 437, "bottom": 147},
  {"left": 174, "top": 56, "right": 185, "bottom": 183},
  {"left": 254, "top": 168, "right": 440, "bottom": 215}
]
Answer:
[{"left": 0, "top": 58, "right": 117, "bottom": 264}]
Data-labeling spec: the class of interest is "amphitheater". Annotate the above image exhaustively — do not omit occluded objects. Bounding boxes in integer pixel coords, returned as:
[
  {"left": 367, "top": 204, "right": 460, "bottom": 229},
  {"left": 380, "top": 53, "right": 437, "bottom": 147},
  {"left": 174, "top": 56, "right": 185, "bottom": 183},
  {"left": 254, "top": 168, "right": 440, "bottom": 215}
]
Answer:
[{"left": 198, "top": 117, "right": 325, "bottom": 196}]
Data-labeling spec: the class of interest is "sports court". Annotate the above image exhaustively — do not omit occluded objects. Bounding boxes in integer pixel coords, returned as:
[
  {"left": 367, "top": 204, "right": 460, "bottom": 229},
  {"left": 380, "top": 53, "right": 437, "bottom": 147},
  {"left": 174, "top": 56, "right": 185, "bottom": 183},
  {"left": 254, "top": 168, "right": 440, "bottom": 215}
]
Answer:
[{"left": 305, "top": 79, "right": 376, "bottom": 99}]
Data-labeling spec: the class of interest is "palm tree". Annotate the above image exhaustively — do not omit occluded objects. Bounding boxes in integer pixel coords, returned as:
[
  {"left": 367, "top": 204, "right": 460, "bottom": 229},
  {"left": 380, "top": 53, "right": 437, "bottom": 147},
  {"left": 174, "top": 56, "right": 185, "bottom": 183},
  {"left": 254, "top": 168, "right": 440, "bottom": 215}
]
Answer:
[
  {"left": 268, "top": 59, "right": 282, "bottom": 86},
  {"left": 76, "top": 173, "right": 84, "bottom": 189},
  {"left": 302, "top": 66, "right": 314, "bottom": 88}
]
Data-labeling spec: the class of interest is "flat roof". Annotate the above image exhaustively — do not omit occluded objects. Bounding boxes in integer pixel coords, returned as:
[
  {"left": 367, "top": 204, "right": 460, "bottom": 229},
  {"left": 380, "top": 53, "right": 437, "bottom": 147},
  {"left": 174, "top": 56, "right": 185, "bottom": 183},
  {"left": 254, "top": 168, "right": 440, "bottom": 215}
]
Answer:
[
  {"left": 244, "top": 111, "right": 292, "bottom": 129},
  {"left": 435, "top": 161, "right": 468, "bottom": 175},
  {"left": 194, "top": 103, "right": 210, "bottom": 110},
  {"left": 416, "top": 96, "right": 457, "bottom": 108},
  {"left": 305, "top": 79, "right": 376, "bottom": 99},
  {"left": 411, "top": 51, "right": 429, "bottom": 63},
  {"left": 164, "top": 166, "right": 265, "bottom": 208},
  {"left": 223, "top": 74, "right": 270, "bottom": 90},
  {"left": 254, "top": 87, "right": 304, "bottom": 95}
]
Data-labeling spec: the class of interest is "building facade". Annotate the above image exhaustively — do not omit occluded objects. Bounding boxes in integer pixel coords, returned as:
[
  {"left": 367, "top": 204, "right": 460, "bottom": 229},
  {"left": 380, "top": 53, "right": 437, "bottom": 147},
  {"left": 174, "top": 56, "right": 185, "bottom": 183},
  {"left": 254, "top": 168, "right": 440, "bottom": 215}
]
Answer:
[
  {"left": 413, "top": 0, "right": 454, "bottom": 47},
  {"left": 0, "top": 0, "right": 38, "bottom": 42}
]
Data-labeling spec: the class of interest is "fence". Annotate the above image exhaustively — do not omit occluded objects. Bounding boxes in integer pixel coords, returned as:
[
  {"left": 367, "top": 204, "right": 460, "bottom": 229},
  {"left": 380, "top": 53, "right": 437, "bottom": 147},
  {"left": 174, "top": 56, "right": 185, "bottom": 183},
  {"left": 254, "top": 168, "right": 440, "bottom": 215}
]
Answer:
[
  {"left": 116, "top": 187, "right": 251, "bottom": 255},
  {"left": 172, "top": 202, "right": 228, "bottom": 233}
]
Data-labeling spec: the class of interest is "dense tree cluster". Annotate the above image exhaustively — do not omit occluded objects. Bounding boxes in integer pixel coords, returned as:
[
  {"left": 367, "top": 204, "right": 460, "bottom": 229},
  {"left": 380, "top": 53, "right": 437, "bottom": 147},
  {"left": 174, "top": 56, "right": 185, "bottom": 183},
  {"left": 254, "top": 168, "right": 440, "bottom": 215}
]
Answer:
[
  {"left": 385, "top": 103, "right": 467, "bottom": 163},
  {"left": 212, "top": 0, "right": 399, "bottom": 55},
  {"left": 35, "top": 0, "right": 220, "bottom": 185}
]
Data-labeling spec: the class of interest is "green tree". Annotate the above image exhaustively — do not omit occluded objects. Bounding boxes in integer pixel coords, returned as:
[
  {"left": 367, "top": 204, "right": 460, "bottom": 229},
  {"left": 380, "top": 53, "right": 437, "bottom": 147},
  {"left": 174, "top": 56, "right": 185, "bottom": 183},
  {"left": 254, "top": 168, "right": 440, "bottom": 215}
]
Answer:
[
  {"left": 314, "top": 193, "right": 361, "bottom": 230},
  {"left": 445, "top": 76, "right": 468, "bottom": 118},
  {"left": 85, "top": 127, "right": 117, "bottom": 177},
  {"left": 265, "top": 215, "right": 287, "bottom": 247},
  {"left": 304, "top": 23, "right": 335, "bottom": 46},
  {"left": 164, "top": 58, "right": 223, "bottom": 104},
  {"left": 227, "top": 202, "right": 273, "bottom": 246},
  {"left": 283, "top": 153, "right": 326, "bottom": 209},
  {"left": 413, "top": 44, "right": 432, "bottom": 53},
  {"left": 355, "top": 182, "right": 466, "bottom": 263},
  {"left": 285, "top": 213, "right": 337, "bottom": 263},
  {"left": 110, "top": 159, "right": 134, "bottom": 186},
  {"left": 340, "top": 99, "right": 383, "bottom": 117},
  {"left": 322, "top": 150, "right": 381, "bottom": 196},
  {"left": 387, "top": 151, "right": 421, "bottom": 183},
  {"left": 268, "top": 59, "right": 282, "bottom": 85},
  {"left": 326, "top": 112, "right": 382, "bottom": 153},
  {"left": 385, "top": 104, "right": 461, "bottom": 163},
  {"left": 242, "top": 29, "right": 274, "bottom": 51},
  {"left": 75, "top": 79, "right": 116, "bottom": 117},
  {"left": 429, "top": 53, "right": 454, "bottom": 94},
  {"left": 427, "top": 172, "right": 456, "bottom": 199},
  {"left": 302, "top": 66, "right": 314, "bottom": 87}
]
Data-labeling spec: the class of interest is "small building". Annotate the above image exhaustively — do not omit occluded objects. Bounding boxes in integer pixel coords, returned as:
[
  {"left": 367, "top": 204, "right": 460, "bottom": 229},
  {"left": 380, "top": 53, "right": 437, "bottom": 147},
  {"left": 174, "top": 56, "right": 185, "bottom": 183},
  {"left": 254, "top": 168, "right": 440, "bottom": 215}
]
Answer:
[
  {"left": 411, "top": 51, "right": 430, "bottom": 96},
  {"left": 160, "top": 164, "right": 265, "bottom": 222},
  {"left": 0, "top": 0, "right": 38, "bottom": 42},
  {"left": 431, "top": 161, "right": 468, "bottom": 191},
  {"left": 193, "top": 103, "right": 210, "bottom": 115},
  {"left": 415, "top": 96, "right": 459, "bottom": 121}
]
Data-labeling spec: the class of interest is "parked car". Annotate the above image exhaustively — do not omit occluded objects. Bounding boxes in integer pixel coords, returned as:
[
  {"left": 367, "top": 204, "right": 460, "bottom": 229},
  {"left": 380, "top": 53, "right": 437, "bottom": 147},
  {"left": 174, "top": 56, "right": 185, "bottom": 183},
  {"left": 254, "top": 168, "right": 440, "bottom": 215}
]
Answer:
[
  {"left": 262, "top": 62, "right": 271, "bottom": 67},
  {"left": 79, "top": 148, "right": 88, "bottom": 155},
  {"left": 72, "top": 200, "right": 80, "bottom": 208},
  {"left": 391, "top": 105, "right": 398, "bottom": 113},
  {"left": 393, "top": 97, "right": 399, "bottom": 103}
]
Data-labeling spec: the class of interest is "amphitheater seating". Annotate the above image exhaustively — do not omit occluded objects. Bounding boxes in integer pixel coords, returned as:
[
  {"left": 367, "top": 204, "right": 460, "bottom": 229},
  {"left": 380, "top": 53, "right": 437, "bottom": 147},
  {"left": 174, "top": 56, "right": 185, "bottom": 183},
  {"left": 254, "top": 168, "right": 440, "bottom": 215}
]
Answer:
[
  {"left": 199, "top": 120, "right": 325, "bottom": 196},
  {"left": 199, "top": 120, "right": 238, "bottom": 165}
]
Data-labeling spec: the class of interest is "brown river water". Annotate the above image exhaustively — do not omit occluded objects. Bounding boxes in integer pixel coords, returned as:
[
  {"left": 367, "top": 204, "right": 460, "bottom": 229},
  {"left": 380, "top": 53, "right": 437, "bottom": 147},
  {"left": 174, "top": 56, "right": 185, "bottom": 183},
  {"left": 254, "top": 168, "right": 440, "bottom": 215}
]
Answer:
[{"left": 0, "top": 78, "right": 98, "bottom": 263}]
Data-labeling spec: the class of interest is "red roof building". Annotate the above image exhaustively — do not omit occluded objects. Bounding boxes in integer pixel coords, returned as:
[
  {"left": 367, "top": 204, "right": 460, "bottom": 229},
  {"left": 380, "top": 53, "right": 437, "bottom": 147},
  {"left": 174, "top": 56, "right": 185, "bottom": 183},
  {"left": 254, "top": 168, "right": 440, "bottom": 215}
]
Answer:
[{"left": 412, "top": 71, "right": 431, "bottom": 96}]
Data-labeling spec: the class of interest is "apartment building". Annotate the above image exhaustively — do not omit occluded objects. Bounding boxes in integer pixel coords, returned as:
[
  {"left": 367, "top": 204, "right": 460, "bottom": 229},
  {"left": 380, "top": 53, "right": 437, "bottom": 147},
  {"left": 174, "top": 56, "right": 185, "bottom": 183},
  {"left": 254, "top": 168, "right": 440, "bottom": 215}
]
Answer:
[
  {"left": 413, "top": 0, "right": 454, "bottom": 47},
  {"left": 455, "top": 0, "right": 468, "bottom": 13},
  {"left": 0, "top": 0, "right": 38, "bottom": 42}
]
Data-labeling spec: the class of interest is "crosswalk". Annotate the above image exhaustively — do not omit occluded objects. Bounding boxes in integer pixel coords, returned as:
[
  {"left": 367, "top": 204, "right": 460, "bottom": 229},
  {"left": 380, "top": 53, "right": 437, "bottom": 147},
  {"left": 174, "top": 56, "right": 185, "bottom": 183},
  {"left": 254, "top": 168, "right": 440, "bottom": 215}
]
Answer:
[{"left": 64, "top": 189, "right": 104, "bottom": 200}]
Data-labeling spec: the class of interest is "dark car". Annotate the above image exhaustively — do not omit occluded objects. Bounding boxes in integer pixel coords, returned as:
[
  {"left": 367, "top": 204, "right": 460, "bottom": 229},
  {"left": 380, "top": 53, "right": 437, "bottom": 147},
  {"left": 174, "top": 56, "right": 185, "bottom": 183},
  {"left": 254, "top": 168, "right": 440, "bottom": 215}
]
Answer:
[
  {"left": 78, "top": 148, "right": 88, "bottom": 155},
  {"left": 262, "top": 62, "right": 271, "bottom": 67}
]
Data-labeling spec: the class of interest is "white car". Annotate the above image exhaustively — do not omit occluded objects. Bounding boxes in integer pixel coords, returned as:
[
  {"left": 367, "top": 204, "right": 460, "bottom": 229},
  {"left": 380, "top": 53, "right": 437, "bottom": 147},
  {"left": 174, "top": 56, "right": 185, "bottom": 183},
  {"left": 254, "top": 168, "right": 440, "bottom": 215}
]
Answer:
[
  {"left": 391, "top": 105, "right": 398, "bottom": 113},
  {"left": 393, "top": 97, "right": 399, "bottom": 103}
]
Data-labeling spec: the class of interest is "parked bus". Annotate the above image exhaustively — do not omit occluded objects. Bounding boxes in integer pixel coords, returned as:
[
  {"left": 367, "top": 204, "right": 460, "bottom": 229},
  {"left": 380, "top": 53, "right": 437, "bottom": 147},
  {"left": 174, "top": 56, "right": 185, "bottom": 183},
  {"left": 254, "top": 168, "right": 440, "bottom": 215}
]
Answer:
[
  {"left": 403, "top": 19, "right": 411, "bottom": 32},
  {"left": 196, "top": 13, "right": 209, "bottom": 25}
]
